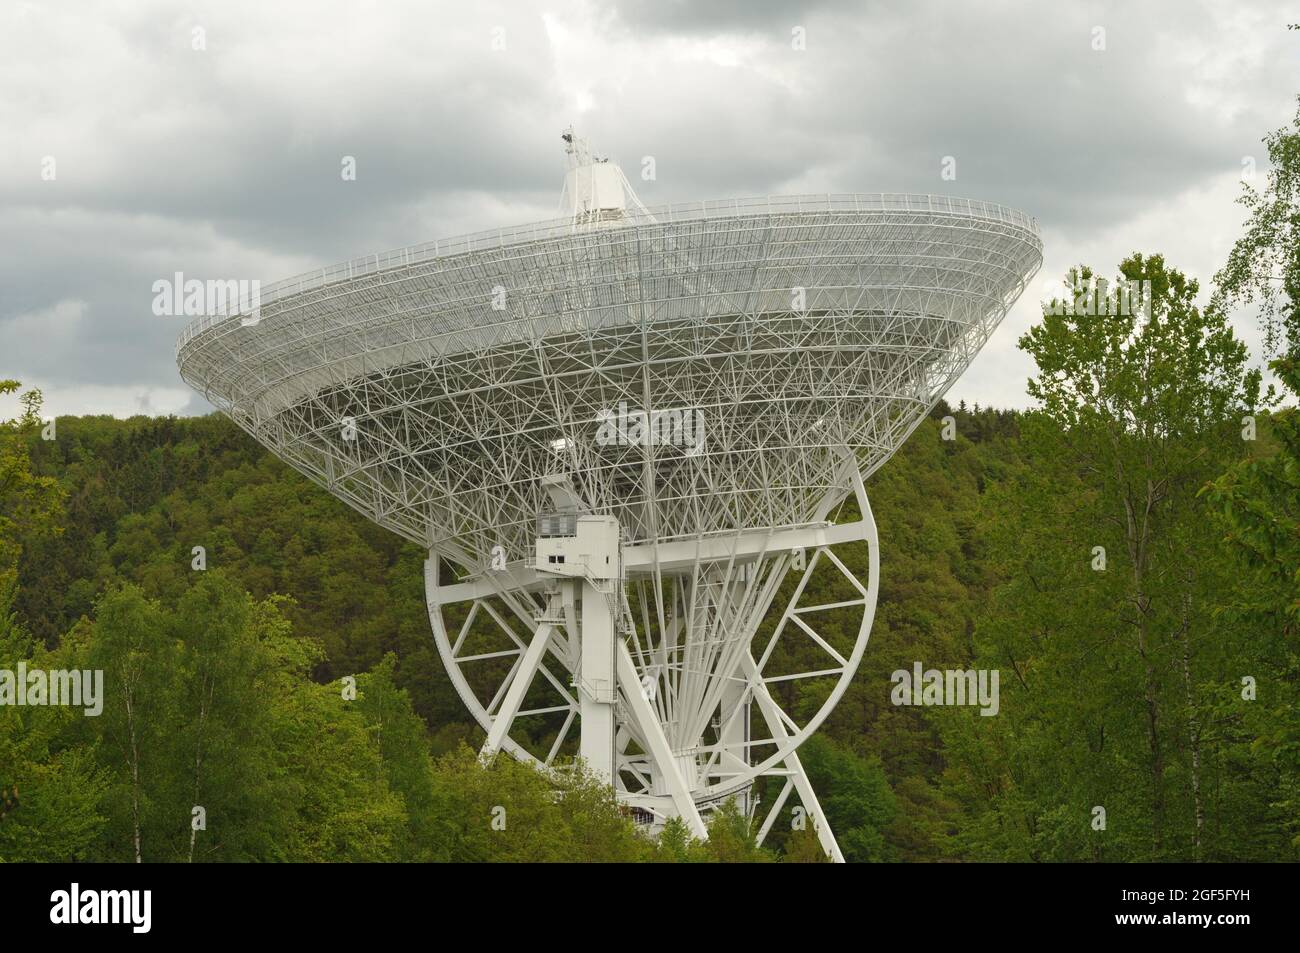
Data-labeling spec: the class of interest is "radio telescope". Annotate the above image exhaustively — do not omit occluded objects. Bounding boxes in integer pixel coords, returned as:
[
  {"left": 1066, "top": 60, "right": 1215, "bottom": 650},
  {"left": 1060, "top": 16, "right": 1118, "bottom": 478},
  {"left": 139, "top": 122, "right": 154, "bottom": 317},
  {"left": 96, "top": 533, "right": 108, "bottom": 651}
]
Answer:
[{"left": 177, "top": 129, "right": 1042, "bottom": 860}]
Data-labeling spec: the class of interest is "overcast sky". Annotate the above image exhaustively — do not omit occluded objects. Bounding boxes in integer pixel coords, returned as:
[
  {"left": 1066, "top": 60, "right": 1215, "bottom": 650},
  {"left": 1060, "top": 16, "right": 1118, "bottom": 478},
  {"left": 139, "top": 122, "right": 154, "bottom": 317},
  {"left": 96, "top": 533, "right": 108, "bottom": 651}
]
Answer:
[{"left": 2, "top": 0, "right": 1296, "bottom": 418}]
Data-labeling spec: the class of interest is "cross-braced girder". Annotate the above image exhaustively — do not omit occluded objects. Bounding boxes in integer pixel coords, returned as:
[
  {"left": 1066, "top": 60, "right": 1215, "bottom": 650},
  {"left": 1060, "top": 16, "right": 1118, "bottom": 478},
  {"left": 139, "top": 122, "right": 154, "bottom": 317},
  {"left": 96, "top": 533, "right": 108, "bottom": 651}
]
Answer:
[{"left": 424, "top": 468, "right": 879, "bottom": 858}]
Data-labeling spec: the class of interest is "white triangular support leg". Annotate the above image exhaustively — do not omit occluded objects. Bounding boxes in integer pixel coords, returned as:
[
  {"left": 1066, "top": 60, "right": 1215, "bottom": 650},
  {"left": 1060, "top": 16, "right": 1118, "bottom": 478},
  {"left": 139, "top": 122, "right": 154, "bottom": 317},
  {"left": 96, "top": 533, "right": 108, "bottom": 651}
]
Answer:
[
  {"left": 479, "top": 622, "right": 554, "bottom": 762},
  {"left": 616, "top": 641, "right": 709, "bottom": 840},
  {"left": 745, "top": 653, "right": 844, "bottom": 862}
]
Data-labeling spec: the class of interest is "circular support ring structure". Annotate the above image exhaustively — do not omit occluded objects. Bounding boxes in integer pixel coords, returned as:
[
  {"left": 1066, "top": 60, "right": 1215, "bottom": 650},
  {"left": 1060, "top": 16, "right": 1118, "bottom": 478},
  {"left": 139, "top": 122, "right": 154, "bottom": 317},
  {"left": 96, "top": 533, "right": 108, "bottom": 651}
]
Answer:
[{"left": 427, "top": 469, "right": 879, "bottom": 856}]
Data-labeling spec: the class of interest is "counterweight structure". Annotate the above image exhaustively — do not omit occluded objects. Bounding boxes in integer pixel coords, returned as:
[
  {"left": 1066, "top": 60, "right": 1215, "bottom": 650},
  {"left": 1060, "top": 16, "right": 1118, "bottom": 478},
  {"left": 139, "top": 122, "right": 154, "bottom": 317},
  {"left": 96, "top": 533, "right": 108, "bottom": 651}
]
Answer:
[{"left": 177, "top": 131, "right": 1042, "bottom": 860}]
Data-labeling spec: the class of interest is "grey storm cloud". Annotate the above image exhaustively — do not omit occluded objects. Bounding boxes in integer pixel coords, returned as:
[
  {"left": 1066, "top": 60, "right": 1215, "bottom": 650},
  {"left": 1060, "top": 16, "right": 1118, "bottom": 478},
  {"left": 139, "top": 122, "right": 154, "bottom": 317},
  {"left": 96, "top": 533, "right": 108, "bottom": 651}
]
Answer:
[
  {"left": 2, "top": 0, "right": 1296, "bottom": 416},
  {"left": 608, "top": 0, "right": 865, "bottom": 33}
]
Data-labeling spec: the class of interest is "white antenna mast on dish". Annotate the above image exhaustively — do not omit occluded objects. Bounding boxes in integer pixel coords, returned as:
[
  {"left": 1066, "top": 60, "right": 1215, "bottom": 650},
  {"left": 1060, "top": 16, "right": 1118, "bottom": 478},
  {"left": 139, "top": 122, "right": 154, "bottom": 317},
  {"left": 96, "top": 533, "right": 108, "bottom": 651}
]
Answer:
[{"left": 559, "top": 126, "right": 652, "bottom": 229}]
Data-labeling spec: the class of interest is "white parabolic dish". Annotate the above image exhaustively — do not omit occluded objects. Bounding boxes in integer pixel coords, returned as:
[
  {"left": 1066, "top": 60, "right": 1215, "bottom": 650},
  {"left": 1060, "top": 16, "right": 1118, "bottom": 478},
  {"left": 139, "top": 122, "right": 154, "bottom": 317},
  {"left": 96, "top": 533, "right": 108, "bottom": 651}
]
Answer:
[{"left": 177, "top": 192, "right": 1042, "bottom": 562}]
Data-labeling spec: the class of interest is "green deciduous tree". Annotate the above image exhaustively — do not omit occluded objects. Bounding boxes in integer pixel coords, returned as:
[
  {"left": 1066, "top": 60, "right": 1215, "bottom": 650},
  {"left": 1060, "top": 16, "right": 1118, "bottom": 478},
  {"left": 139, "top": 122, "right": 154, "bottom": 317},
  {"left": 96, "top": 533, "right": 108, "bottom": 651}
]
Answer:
[
  {"left": 1206, "top": 96, "right": 1300, "bottom": 849},
  {"left": 425, "top": 746, "right": 655, "bottom": 862},
  {"left": 945, "top": 254, "right": 1273, "bottom": 861}
]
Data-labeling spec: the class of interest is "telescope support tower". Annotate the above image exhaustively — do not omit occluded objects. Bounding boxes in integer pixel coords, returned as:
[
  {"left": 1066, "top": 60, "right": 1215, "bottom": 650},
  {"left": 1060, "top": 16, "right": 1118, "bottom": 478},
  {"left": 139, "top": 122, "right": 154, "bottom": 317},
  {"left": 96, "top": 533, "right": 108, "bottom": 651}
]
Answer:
[{"left": 425, "top": 469, "right": 879, "bottom": 861}]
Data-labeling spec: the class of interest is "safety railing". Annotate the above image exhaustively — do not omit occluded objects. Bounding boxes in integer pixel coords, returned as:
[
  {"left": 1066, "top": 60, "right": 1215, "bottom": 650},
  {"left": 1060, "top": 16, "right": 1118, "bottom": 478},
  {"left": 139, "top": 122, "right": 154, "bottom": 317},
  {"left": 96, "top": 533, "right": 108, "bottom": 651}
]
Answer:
[{"left": 176, "top": 192, "right": 1040, "bottom": 355}]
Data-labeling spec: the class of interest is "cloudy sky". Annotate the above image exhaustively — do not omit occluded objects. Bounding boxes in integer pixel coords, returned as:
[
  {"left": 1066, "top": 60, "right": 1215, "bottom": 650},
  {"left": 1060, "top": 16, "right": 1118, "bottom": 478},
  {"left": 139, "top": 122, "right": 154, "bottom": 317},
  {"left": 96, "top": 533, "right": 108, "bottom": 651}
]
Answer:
[{"left": 2, "top": 0, "right": 1296, "bottom": 418}]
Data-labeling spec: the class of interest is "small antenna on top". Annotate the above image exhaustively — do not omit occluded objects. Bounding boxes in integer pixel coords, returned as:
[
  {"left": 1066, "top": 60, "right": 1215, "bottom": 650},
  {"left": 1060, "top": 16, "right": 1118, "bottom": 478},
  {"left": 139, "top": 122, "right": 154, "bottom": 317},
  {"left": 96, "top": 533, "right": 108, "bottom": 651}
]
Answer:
[{"left": 558, "top": 126, "right": 652, "bottom": 229}]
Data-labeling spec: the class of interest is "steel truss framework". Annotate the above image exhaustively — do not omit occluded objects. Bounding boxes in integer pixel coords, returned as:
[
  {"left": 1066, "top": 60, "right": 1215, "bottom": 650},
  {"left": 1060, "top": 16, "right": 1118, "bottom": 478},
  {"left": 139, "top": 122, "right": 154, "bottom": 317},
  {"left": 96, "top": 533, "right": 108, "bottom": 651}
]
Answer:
[
  {"left": 426, "top": 465, "right": 879, "bottom": 858},
  {"left": 177, "top": 192, "right": 1042, "bottom": 860}
]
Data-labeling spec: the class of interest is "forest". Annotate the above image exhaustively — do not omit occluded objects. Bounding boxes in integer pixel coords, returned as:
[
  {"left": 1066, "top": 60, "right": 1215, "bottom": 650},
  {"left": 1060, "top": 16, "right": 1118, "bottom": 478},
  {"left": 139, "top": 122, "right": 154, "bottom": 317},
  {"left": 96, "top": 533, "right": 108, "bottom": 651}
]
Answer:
[{"left": 2, "top": 107, "right": 1297, "bottom": 863}]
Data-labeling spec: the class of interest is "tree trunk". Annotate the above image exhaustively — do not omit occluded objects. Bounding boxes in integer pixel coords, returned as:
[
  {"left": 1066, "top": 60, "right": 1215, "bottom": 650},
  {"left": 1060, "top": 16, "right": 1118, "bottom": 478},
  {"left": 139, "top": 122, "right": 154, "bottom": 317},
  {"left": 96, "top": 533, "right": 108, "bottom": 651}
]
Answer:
[
  {"left": 125, "top": 684, "right": 143, "bottom": 864},
  {"left": 1137, "top": 605, "right": 1164, "bottom": 855},
  {"left": 1178, "top": 588, "right": 1204, "bottom": 861},
  {"left": 1125, "top": 488, "right": 1164, "bottom": 856},
  {"left": 188, "top": 675, "right": 214, "bottom": 863}
]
